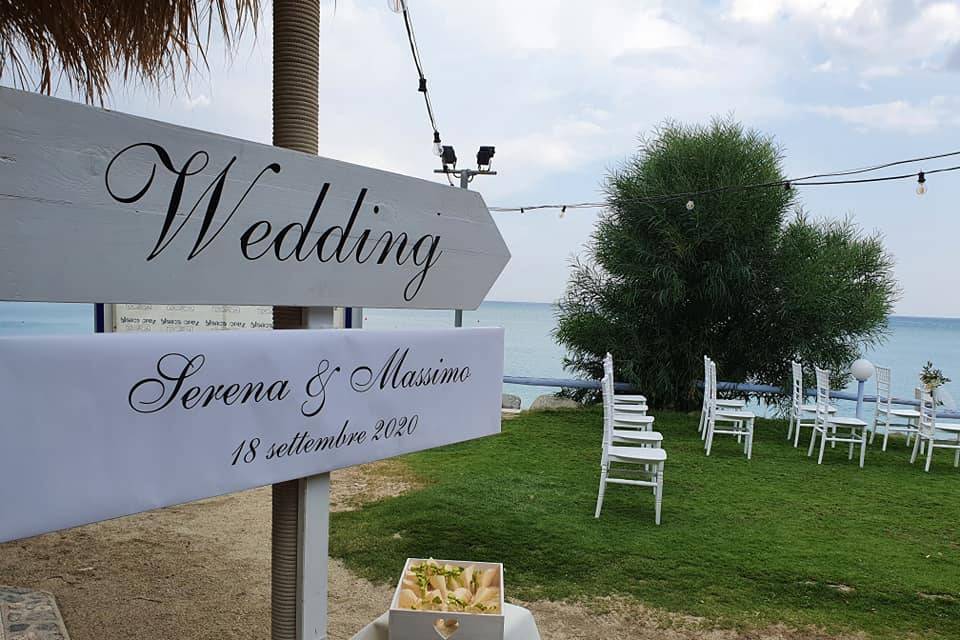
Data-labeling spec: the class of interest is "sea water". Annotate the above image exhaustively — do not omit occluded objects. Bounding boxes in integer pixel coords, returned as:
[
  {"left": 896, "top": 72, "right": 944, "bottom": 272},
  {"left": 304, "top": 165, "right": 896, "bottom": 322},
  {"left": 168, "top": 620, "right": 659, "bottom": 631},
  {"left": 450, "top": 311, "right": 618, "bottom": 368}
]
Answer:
[{"left": 1, "top": 301, "right": 956, "bottom": 413}]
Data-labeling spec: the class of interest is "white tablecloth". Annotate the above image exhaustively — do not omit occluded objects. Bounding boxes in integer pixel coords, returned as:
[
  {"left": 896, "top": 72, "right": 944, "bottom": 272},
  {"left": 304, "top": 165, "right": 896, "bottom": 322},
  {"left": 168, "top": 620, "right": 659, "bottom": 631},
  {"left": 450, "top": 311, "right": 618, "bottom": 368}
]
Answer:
[{"left": 350, "top": 604, "right": 541, "bottom": 640}]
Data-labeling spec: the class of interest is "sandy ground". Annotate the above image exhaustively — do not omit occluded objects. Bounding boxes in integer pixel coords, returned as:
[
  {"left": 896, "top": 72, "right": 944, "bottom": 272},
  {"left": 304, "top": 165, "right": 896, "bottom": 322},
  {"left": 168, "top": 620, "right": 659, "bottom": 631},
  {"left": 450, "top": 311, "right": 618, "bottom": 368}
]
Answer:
[{"left": 0, "top": 460, "right": 855, "bottom": 640}]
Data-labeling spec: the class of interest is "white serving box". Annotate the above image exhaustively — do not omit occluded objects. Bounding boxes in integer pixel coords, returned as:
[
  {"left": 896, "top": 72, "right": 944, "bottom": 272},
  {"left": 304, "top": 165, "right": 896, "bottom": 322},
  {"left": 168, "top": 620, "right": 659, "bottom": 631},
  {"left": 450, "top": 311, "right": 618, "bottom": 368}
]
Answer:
[{"left": 389, "top": 558, "right": 505, "bottom": 640}]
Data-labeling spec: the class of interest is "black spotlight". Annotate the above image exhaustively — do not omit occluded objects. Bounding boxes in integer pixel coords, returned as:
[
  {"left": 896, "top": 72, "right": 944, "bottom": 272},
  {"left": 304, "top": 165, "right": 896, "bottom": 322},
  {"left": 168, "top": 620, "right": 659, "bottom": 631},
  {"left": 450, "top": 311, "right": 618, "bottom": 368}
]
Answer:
[
  {"left": 441, "top": 145, "right": 457, "bottom": 170},
  {"left": 476, "top": 146, "right": 496, "bottom": 172}
]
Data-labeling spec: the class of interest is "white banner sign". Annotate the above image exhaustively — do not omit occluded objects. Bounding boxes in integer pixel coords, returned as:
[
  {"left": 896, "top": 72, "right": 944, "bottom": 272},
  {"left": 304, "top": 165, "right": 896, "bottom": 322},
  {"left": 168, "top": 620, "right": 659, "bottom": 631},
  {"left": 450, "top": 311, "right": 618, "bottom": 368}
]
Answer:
[
  {"left": 0, "top": 328, "right": 503, "bottom": 542},
  {"left": 0, "top": 87, "right": 510, "bottom": 309}
]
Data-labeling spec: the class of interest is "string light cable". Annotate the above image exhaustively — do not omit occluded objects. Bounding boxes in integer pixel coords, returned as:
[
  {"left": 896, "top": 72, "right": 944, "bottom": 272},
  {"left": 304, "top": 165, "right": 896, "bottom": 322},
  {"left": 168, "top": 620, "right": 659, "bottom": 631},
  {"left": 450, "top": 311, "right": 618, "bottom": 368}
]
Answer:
[
  {"left": 389, "top": 0, "right": 445, "bottom": 160},
  {"left": 489, "top": 150, "right": 960, "bottom": 214}
]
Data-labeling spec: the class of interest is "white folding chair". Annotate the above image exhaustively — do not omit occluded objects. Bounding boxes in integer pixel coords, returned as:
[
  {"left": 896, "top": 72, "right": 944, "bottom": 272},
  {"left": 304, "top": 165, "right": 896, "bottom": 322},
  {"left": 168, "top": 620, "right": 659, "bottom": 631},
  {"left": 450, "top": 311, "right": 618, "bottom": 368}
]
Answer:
[
  {"left": 870, "top": 365, "right": 920, "bottom": 450},
  {"left": 699, "top": 355, "right": 747, "bottom": 439},
  {"left": 602, "top": 371, "right": 663, "bottom": 448},
  {"left": 787, "top": 361, "right": 835, "bottom": 447},
  {"left": 808, "top": 367, "right": 868, "bottom": 467},
  {"left": 703, "top": 360, "right": 756, "bottom": 458},
  {"left": 911, "top": 388, "right": 960, "bottom": 473},
  {"left": 595, "top": 374, "right": 666, "bottom": 523}
]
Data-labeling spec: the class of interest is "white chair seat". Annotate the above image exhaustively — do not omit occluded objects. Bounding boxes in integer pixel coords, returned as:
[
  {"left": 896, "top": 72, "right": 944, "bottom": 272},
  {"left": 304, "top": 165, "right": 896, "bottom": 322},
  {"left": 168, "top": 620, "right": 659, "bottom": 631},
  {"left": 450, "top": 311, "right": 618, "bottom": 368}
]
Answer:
[
  {"left": 800, "top": 403, "right": 836, "bottom": 414},
  {"left": 716, "top": 409, "right": 754, "bottom": 420},
  {"left": 614, "top": 394, "right": 646, "bottom": 403},
  {"left": 716, "top": 399, "right": 746, "bottom": 408},
  {"left": 612, "top": 429, "right": 663, "bottom": 443},
  {"left": 613, "top": 414, "right": 654, "bottom": 425},
  {"left": 934, "top": 422, "right": 960, "bottom": 433},
  {"left": 827, "top": 416, "right": 867, "bottom": 427},
  {"left": 878, "top": 407, "right": 920, "bottom": 418},
  {"left": 613, "top": 403, "right": 648, "bottom": 413},
  {"left": 608, "top": 445, "right": 667, "bottom": 463}
]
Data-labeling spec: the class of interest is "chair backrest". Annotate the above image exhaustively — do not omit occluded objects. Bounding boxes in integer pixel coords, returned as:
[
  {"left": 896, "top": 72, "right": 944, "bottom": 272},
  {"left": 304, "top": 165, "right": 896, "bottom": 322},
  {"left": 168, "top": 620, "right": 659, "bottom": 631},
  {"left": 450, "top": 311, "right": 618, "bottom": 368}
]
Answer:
[
  {"left": 707, "top": 360, "right": 718, "bottom": 404},
  {"left": 918, "top": 386, "right": 936, "bottom": 437},
  {"left": 603, "top": 352, "right": 614, "bottom": 377},
  {"left": 791, "top": 361, "right": 804, "bottom": 413},
  {"left": 814, "top": 367, "right": 832, "bottom": 425},
  {"left": 600, "top": 372, "right": 615, "bottom": 464},
  {"left": 701, "top": 356, "right": 712, "bottom": 410},
  {"left": 875, "top": 365, "right": 892, "bottom": 408}
]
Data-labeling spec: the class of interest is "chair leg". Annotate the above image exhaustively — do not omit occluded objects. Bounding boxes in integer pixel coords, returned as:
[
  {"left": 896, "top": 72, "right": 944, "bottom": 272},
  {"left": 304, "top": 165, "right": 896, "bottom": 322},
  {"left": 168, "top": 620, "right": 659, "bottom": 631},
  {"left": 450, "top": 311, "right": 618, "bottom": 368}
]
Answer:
[
  {"left": 818, "top": 431, "right": 827, "bottom": 464},
  {"left": 654, "top": 465, "right": 663, "bottom": 525},
  {"left": 848, "top": 430, "right": 855, "bottom": 460},
  {"left": 787, "top": 413, "right": 793, "bottom": 440},
  {"left": 910, "top": 434, "right": 921, "bottom": 464},
  {"left": 594, "top": 467, "right": 608, "bottom": 518},
  {"left": 926, "top": 441, "right": 934, "bottom": 473},
  {"left": 705, "top": 424, "right": 714, "bottom": 456},
  {"left": 793, "top": 419, "right": 801, "bottom": 448},
  {"left": 747, "top": 420, "right": 754, "bottom": 460},
  {"left": 808, "top": 426, "right": 818, "bottom": 457},
  {"left": 869, "top": 413, "right": 877, "bottom": 444},
  {"left": 859, "top": 431, "right": 867, "bottom": 469},
  {"left": 955, "top": 433, "right": 960, "bottom": 468},
  {"left": 831, "top": 424, "right": 837, "bottom": 448},
  {"left": 882, "top": 420, "right": 890, "bottom": 452}
]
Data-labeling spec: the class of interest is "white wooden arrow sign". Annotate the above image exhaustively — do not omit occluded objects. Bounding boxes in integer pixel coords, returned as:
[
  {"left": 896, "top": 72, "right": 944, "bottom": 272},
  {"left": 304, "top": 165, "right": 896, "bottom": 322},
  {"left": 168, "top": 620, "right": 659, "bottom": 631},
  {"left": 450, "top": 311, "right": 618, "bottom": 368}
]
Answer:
[{"left": 0, "top": 87, "right": 510, "bottom": 309}]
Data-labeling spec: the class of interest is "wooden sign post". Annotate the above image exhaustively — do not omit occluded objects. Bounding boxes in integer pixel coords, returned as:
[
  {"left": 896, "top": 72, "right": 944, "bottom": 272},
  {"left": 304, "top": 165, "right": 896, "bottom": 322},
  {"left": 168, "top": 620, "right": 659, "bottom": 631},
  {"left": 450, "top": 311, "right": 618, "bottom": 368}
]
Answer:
[{"left": 0, "top": 87, "right": 510, "bottom": 640}]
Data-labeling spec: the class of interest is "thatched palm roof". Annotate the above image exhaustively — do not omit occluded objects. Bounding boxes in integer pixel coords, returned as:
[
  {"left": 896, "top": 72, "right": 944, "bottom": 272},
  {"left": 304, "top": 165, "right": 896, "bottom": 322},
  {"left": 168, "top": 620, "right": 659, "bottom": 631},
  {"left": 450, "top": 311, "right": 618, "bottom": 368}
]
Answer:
[{"left": 0, "top": 0, "right": 261, "bottom": 103}]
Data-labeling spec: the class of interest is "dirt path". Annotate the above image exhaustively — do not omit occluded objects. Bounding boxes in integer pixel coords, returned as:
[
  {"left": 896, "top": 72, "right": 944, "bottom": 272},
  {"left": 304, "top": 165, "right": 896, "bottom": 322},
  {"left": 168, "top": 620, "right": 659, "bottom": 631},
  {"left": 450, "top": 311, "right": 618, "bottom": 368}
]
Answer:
[{"left": 0, "top": 461, "right": 853, "bottom": 640}]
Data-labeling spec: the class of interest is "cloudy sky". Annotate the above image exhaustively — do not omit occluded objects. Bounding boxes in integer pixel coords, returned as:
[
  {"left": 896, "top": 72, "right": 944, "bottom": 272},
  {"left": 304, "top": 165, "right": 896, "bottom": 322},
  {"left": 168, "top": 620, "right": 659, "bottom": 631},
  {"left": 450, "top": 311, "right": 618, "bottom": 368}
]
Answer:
[{"left": 8, "top": 0, "right": 960, "bottom": 315}]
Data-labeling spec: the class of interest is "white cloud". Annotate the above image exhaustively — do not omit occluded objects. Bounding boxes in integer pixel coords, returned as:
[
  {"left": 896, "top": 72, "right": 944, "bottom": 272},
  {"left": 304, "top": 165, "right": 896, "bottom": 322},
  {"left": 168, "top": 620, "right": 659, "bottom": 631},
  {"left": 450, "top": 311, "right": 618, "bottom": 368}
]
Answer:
[
  {"left": 430, "top": 0, "right": 695, "bottom": 61},
  {"left": 861, "top": 65, "right": 903, "bottom": 78},
  {"left": 181, "top": 94, "right": 211, "bottom": 110},
  {"left": 811, "top": 97, "right": 960, "bottom": 133},
  {"left": 813, "top": 59, "right": 833, "bottom": 72},
  {"left": 729, "top": 0, "right": 863, "bottom": 24}
]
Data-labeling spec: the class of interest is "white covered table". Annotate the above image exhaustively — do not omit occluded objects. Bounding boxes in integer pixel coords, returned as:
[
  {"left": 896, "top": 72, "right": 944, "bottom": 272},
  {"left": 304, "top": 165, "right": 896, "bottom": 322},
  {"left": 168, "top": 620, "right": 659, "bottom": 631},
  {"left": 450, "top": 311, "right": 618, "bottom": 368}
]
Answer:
[{"left": 351, "top": 603, "right": 541, "bottom": 640}]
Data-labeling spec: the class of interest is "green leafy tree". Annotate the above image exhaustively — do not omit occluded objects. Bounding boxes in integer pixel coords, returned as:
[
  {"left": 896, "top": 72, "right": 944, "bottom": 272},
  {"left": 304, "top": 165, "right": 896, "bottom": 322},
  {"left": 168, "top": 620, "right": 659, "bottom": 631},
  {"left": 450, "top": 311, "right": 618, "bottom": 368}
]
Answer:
[{"left": 555, "top": 118, "right": 898, "bottom": 409}]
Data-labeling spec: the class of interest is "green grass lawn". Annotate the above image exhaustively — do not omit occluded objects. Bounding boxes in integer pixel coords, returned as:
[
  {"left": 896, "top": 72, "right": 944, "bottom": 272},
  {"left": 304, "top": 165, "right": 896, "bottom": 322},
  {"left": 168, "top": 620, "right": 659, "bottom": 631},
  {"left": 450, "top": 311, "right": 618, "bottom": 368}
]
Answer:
[{"left": 330, "top": 408, "right": 960, "bottom": 638}]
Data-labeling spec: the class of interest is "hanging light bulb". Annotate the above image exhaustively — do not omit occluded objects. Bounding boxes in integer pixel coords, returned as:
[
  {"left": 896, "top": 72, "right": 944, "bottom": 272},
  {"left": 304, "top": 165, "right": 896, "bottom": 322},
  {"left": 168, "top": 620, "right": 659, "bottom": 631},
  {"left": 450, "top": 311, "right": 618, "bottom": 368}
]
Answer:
[
  {"left": 432, "top": 132, "right": 443, "bottom": 157},
  {"left": 387, "top": 0, "right": 404, "bottom": 13},
  {"left": 916, "top": 171, "right": 927, "bottom": 196},
  {"left": 685, "top": 199, "right": 695, "bottom": 211}
]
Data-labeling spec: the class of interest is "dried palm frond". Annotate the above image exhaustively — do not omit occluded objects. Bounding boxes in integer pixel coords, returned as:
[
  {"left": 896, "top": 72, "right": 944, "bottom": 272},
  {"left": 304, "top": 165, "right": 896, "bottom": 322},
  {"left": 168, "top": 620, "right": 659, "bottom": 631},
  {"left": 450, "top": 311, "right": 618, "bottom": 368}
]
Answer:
[{"left": 0, "top": 0, "right": 261, "bottom": 104}]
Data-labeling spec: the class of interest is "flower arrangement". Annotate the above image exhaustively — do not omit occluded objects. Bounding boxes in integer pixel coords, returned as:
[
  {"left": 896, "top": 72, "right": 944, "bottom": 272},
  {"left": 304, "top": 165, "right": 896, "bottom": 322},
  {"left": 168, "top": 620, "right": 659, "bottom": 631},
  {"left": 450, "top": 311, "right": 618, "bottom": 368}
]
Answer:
[
  {"left": 920, "top": 361, "right": 951, "bottom": 391},
  {"left": 396, "top": 559, "right": 501, "bottom": 614}
]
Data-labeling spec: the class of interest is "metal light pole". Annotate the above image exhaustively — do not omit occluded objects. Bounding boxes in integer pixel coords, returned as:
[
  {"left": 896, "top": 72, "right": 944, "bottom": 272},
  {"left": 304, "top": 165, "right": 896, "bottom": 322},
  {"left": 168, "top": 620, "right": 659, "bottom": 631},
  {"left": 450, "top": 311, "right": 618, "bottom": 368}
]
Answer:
[{"left": 435, "top": 146, "right": 497, "bottom": 327}]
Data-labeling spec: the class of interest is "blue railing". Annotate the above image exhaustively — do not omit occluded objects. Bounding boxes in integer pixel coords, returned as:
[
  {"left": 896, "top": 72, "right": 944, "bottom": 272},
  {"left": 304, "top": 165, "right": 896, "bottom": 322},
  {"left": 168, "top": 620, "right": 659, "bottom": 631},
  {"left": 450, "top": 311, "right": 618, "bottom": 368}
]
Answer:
[{"left": 503, "top": 376, "right": 960, "bottom": 419}]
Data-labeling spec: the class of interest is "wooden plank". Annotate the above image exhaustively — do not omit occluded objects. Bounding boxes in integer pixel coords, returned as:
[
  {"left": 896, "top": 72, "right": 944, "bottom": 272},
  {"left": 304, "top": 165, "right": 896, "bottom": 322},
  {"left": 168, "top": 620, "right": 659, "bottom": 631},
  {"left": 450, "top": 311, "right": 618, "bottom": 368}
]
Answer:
[
  {"left": 0, "top": 88, "right": 510, "bottom": 309},
  {"left": 0, "top": 327, "right": 504, "bottom": 543}
]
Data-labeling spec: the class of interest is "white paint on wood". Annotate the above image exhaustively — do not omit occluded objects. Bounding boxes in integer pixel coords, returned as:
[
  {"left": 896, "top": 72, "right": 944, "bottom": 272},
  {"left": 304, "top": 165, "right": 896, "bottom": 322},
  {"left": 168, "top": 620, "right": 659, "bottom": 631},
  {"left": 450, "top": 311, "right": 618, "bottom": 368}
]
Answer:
[
  {"left": 298, "top": 473, "right": 330, "bottom": 640},
  {"left": 0, "top": 327, "right": 504, "bottom": 543},
  {"left": 298, "top": 305, "right": 335, "bottom": 640},
  {"left": 0, "top": 88, "right": 509, "bottom": 309}
]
